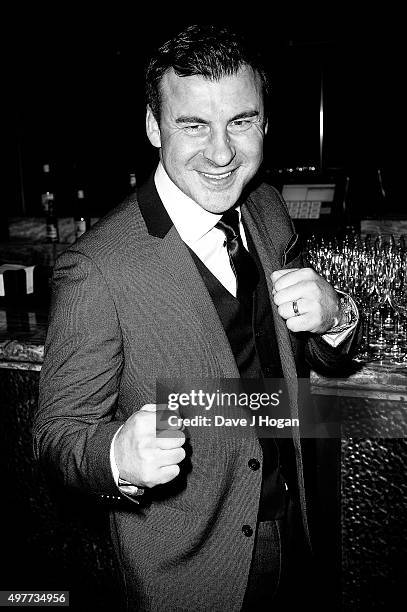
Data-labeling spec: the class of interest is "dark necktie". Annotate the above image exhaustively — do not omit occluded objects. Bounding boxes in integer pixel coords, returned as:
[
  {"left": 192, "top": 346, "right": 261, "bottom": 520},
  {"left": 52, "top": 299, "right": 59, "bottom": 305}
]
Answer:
[{"left": 216, "top": 208, "right": 259, "bottom": 300}]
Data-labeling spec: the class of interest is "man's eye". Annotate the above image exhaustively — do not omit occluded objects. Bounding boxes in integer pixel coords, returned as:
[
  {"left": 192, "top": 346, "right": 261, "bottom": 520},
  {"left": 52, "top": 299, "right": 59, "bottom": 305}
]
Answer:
[
  {"left": 183, "top": 124, "right": 208, "bottom": 135},
  {"left": 229, "top": 120, "right": 254, "bottom": 133}
]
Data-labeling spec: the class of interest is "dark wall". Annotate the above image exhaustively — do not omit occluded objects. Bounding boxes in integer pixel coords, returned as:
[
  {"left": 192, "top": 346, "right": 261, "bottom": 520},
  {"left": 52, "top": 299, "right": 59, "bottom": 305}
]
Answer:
[{"left": 9, "top": 13, "right": 402, "bottom": 218}]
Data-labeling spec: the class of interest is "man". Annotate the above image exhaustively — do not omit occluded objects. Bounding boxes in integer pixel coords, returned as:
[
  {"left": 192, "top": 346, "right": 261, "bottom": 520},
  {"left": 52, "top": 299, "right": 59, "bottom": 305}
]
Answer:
[{"left": 34, "top": 25, "right": 358, "bottom": 611}]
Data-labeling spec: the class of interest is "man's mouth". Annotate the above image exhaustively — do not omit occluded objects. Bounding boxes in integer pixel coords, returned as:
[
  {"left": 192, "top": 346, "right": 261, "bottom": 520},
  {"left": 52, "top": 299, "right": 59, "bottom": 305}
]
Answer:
[
  {"left": 197, "top": 168, "right": 239, "bottom": 186},
  {"left": 201, "top": 171, "right": 233, "bottom": 180}
]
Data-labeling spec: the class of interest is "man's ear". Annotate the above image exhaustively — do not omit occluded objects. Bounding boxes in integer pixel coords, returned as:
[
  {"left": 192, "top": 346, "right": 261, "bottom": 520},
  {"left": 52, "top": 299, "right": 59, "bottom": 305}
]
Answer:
[{"left": 146, "top": 105, "right": 161, "bottom": 148}]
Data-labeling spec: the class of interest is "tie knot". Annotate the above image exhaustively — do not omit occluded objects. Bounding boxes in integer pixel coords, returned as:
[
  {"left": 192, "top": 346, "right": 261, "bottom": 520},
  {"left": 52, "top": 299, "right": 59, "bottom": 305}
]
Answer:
[{"left": 216, "top": 208, "right": 240, "bottom": 242}]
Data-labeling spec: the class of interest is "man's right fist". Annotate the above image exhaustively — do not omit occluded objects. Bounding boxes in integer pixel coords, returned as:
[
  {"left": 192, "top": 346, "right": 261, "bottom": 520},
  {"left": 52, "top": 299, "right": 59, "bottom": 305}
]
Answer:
[{"left": 114, "top": 404, "right": 186, "bottom": 488}]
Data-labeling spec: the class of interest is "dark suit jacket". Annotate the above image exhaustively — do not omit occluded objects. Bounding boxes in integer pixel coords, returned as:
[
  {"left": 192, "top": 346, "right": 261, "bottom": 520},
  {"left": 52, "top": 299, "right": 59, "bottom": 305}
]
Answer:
[{"left": 33, "top": 177, "right": 354, "bottom": 611}]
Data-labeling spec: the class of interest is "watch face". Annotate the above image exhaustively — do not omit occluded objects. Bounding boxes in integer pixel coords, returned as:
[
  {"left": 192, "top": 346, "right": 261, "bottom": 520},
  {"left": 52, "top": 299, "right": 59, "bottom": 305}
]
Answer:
[
  {"left": 328, "top": 294, "right": 357, "bottom": 334},
  {"left": 339, "top": 294, "right": 358, "bottom": 326}
]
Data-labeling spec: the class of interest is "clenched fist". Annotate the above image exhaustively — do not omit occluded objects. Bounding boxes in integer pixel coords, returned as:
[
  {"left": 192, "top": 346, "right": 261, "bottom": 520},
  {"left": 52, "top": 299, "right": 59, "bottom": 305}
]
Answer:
[
  {"left": 271, "top": 267, "right": 340, "bottom": 333},
  {"left": 114, "top": 404, "right": 186, "bottom": 488}
]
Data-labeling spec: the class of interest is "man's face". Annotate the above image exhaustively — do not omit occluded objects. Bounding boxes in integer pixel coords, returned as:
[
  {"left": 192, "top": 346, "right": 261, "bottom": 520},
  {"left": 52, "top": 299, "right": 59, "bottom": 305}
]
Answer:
[{"left": 146, "top": 65, "right": 268, "bottom": 213}]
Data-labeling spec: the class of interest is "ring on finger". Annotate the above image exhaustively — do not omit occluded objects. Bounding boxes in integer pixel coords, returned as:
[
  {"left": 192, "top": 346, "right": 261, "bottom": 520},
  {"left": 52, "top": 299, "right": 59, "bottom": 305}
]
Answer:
[{"left": 292, "top": 300, "right": 300, "bottom": 316}]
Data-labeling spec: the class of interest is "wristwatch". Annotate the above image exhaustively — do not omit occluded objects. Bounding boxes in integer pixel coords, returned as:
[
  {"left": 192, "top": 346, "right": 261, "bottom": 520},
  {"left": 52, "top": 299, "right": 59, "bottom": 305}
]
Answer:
[
  {"left": 327, "top": 293, "right": 358, "bottom": 334},
  {"left": 118, "top": 477, "right": 145, "bottom": 498}
]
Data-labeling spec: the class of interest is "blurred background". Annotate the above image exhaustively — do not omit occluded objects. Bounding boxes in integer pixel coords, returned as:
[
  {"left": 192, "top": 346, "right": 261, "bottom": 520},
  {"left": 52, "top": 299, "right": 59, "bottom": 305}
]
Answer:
[{"left": 7, "top": 9, "right": 402, "bottom": 223}]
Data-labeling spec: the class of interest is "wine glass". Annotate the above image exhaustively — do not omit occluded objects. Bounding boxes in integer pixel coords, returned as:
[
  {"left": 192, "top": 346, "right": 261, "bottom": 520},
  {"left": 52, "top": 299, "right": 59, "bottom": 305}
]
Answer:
[{"left": 389, "top": 270, "right": 407, "bottom": 365}]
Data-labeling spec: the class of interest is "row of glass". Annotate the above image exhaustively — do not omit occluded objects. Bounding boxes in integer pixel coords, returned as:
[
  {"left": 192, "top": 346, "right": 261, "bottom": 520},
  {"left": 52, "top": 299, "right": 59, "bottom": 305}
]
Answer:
[{"left": 305, "top": 233, "right": 407, "bottom": 366}]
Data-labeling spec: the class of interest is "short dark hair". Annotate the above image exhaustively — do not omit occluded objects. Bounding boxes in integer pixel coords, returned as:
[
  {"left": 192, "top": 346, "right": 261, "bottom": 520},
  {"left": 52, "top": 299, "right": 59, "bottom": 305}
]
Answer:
[{"left": 145, "top": 25, "right": 270, "bottom": 121}]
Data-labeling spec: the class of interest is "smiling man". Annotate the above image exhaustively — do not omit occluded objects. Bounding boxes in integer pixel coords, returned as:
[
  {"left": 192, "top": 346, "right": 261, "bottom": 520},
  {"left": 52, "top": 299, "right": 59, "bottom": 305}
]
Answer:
[
  {"left": 146, "top": 64, "right": 266, "bottom": 214},
  {"left": 34, "top": 25, "right": 358, "bottom": 611}
]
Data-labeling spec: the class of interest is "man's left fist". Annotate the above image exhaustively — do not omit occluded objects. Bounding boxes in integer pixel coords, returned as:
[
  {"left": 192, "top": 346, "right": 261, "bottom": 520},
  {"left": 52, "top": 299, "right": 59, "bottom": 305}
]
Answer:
[{"left": 271, "top": 267, "right": 340, "bottom": 334}]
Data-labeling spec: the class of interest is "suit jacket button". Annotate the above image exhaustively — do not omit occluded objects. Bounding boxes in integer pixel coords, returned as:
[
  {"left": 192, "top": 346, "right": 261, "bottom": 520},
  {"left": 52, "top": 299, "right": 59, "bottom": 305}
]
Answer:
[
  {"left": 242, "top": 525, "right": 253, "bottom": 537},
  {"left": 248, "top": 458, "right": 260, "bottom": 471}
]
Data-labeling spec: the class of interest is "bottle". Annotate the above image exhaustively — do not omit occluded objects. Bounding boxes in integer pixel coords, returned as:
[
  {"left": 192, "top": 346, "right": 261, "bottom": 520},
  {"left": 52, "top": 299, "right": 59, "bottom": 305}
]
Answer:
[
  {"left": 41, "top": 163, "right": 55, "bottom": 215},
  {"left": 45, "top": 198, "right": 59, "bottom": 243},
  {"left": 74, "top": 189, "right": 91, "bottom": 239},
  {"left": 129, "top": 172, "right": 137, "bottom": 190}
]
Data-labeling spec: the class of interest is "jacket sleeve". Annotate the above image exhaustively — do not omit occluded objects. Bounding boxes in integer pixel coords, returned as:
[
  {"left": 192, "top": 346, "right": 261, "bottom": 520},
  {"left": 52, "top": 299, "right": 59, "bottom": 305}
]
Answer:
[
  {"left": 33, "top": 249, "right": 125, "bottom": 497},
  {"left": 304, "top": 320, "right": 362, "bottom": 377}
]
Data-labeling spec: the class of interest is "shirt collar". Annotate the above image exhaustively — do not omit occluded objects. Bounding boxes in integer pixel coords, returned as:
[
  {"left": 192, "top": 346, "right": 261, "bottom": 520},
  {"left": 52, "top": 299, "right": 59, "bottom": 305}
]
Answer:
[{"left": 154, "top": 162, "right": 240, "bottom": 244}]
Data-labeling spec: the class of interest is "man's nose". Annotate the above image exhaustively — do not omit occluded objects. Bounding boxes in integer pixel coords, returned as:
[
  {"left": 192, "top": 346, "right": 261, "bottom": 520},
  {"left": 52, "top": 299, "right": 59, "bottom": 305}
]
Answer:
[{"left": 203, "top": 130, "right": 236, "bottom": 167}]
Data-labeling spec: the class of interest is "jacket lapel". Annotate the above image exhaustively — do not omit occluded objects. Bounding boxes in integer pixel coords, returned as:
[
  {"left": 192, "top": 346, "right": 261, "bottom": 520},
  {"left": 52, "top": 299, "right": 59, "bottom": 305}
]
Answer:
[
  {"left": 241, "top": 196, "right": 298, "bottom": 391},
  {"left": 242, "top": 194, "right": 311, "bottom": 545},
  {"left": 137, "top": 176, "right": 239, "bottom": 379},
  {"left": 159, "top": 227, "right": 239, "bottom": 378}
]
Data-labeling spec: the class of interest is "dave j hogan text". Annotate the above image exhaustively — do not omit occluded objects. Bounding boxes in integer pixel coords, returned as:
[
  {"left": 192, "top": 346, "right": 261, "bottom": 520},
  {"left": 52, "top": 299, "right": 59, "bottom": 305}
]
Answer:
[{"left": 167, "top": 415, "right": 299, "bottom": 429}]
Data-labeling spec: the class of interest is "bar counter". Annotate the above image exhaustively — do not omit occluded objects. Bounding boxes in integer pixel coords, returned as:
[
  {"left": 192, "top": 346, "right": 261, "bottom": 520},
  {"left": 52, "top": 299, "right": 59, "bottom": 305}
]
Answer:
[
  {"left": 1, "top": 301, "right": 406, "bottom": 610},
  {"left": 0, "top": 301, "right": 119, "bottom": 611},
  {"left": 0, "top": 304, "right": 46, "bottom": 369}
]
